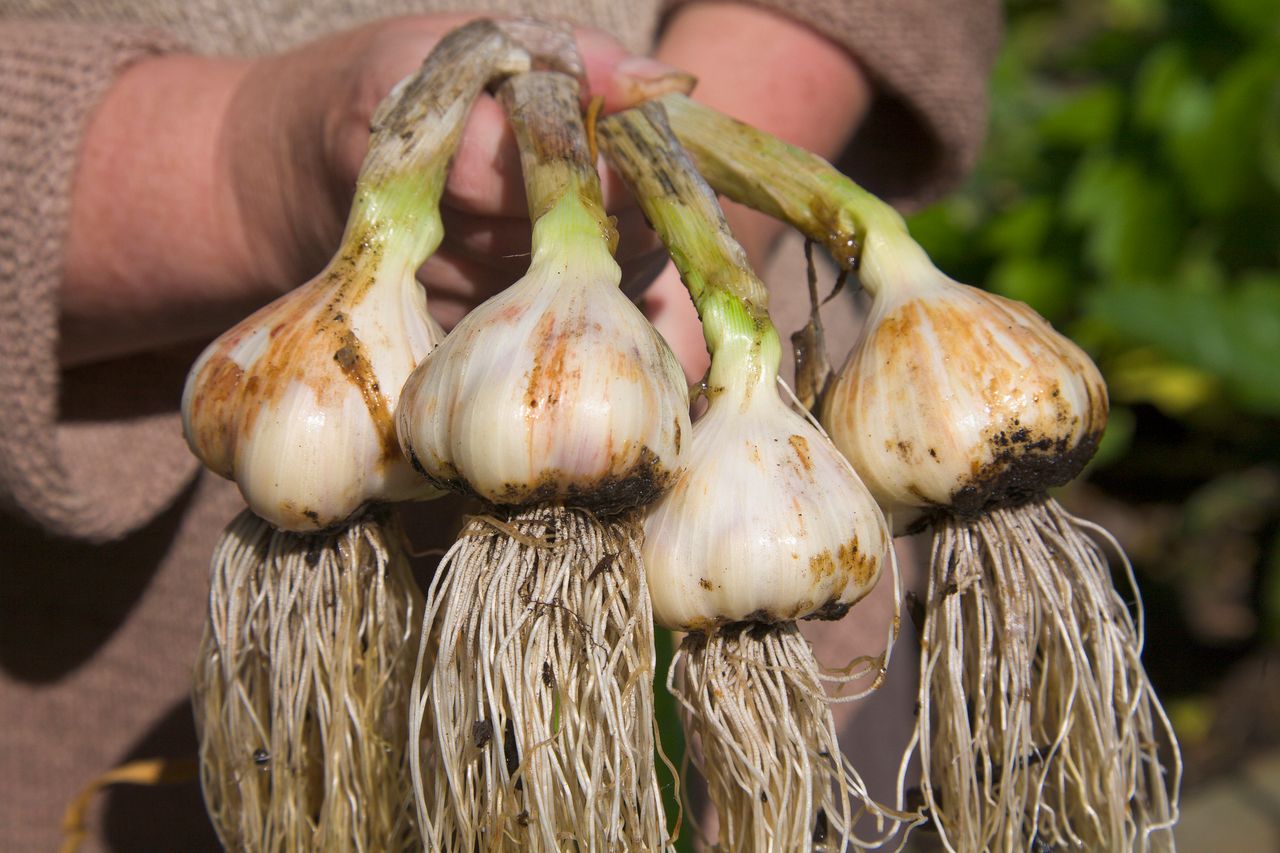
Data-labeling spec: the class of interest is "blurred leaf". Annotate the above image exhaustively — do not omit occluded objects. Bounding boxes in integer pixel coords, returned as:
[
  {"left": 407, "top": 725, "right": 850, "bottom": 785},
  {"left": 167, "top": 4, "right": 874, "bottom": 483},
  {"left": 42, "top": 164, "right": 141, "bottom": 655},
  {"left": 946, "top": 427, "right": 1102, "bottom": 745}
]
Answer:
[
  {"left": 907, "top": 204, "right": 979, "bottom": 273},
  {"left": 1088, "top": 278, "right": 1280, "bottom": 414},
  {"left": 1206, "top": 0, "right": 1280, "bottom": 40},
  {"left": 1133, "top": 44, "right": 1199, "bottom": 132},
  {"left": 1168, "top": 50, "right": 1280, "bottom": 214},
  {"left": 982, "top": 196, "right": 1055, "bottom": 256},
  {"left": 1107, "top": 0, "right": 1167, "bottom": 28},
  {"left": 1037, "top": 85, "right": 1125, "bottom": 148},
  {"left": 986, "top": 255, "right": 1074, "bottom": 321},
  {"left": 1107, "top": 346, "right": 1221, "bottom": 414},
  {"left": 1063, "top": 155, "right": 1183, "bottom": 280},
  {"left": 1261, "top": 75, "right": 1280, "bottom": 193}
]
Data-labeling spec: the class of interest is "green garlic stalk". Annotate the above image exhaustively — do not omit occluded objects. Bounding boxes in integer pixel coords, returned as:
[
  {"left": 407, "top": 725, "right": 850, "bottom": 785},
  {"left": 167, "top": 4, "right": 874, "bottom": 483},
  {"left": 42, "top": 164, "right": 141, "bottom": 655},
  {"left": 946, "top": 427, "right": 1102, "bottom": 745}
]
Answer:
[{"left": 599, "top": 101, "right": 915, "bottom": 853}]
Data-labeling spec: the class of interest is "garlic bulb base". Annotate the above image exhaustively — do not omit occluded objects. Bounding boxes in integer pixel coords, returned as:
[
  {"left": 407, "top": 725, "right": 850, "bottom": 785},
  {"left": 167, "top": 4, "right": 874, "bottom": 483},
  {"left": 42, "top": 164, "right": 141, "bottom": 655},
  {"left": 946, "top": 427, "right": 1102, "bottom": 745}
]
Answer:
[
  {"left": 947, "top": 426, "right": 1102, "bottom": 520},
  {"left": 408, "top": 444, "right": 678, "bottom": 517}
]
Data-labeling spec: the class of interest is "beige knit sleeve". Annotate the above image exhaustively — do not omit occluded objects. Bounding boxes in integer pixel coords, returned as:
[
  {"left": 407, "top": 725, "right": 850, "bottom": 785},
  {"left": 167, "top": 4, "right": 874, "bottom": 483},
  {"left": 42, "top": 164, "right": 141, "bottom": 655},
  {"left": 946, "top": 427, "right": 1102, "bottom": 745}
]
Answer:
[
  {"left": 0, "top": 21, "right": 202, "bottom": 543},
  {"left": 664, "top": 0, "right": 1002, "bottom": 209}
]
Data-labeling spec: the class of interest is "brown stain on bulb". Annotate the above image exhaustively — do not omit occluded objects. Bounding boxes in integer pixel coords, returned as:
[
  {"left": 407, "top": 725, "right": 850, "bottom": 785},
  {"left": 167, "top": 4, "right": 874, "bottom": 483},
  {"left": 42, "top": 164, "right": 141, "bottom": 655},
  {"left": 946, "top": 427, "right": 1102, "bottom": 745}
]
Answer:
[
  {"left": 183, "top": 352, "right": 244, "bottom": 478},
  {"left": 805, "top": 536, "right": 877, "bottom": 611},
  {"left": 331, "top": 327, "right": 398, "bottom": 462},
  {"left": 788, "top": 434, "right": 814, "bottom": 473},
  {"left": 809, "top": 549, "right": 837, "bottom": 581},
  {"left": 524, "top": 310, "right": 584, "bottom": 415},
  {"left": 184, "top": 243, "right": 411, "bottom": 505}
]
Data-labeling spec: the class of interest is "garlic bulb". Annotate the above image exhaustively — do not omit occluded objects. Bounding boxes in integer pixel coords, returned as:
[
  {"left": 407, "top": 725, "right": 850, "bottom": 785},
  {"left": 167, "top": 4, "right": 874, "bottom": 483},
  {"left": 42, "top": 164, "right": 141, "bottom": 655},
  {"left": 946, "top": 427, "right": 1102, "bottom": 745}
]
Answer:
[
  {"left": 643, "top": 338, "right": 888, "bottom": 631},
  {"left": 596, "top": 101, "right": 888, "bottom": 631},
  {"left": 821, "top": 230, "right": 1108, "bottom": 528},
  {"left": 182, "top": 21, "right": 530, "bottom": 531},
  {"left": 182, "top": 230, "right": 444, "bottom": 532},
  {"left": 396, "top": 73, "right": 689, "bottom": 513},
  {"left": 395, "top": 232, "right": 689, "bottom": 511}
]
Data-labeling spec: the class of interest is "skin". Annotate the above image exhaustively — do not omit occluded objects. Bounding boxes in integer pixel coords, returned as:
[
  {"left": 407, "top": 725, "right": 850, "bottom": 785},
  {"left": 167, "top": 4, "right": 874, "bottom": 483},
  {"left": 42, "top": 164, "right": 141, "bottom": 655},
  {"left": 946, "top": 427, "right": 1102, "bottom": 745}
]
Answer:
[{"left": 61, "top": 5, "right": 869, "bottom": 372}]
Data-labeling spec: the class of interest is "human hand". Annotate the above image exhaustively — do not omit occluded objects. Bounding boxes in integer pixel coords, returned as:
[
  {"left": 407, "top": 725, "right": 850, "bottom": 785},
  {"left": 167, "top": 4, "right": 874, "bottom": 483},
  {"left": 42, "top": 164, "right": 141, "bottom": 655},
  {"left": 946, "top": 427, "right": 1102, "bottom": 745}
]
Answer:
[
  {"left": 225, "top": 15, "right": 685, "bottom": 330},
  {"left": 62, "top": 15, "right": 691, "bottom": 365}
]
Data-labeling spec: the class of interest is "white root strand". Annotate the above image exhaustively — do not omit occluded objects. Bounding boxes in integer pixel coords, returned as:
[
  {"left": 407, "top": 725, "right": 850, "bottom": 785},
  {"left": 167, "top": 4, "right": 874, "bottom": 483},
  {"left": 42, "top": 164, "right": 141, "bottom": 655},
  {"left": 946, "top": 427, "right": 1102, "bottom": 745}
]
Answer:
[
  {"left": 409, "top": 505, "right": 668, "bottom": 851},
  {"left": 908, "top": 497, "right": 1181, "bottom": 851},
  {"left": 672, "top": 623, "right": 921, "bottom": 852},
  {"left": 193, "top": 509, "right": 422, "bottom": 851}
]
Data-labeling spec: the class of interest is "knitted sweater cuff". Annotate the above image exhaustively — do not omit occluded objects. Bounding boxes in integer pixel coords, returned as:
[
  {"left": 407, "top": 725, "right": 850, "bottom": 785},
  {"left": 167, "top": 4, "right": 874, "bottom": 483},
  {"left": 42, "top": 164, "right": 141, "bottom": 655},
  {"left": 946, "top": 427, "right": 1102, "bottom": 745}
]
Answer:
[
  {"left": 0, "top": 21, "right": 200, "bottom": 543},
  {"left": 663, "top": 0, "right": 1002, "bottom": 209}
]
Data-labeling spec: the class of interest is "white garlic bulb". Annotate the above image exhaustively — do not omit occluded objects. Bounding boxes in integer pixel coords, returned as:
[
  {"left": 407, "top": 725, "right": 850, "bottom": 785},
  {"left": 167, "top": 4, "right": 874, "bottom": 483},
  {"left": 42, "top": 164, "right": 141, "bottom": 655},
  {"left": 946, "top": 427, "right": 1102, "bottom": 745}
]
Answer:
[
  {"left": 182, "top": 221, "right": 445, "bottom": 532},
  {"left": 396, "top": 198, "right": 690, "bottom": 512},
  {"left": 822, "top": 230, "right": 1108, "bottom": 530},
  {"left": 643, "top": 336, "right": 888, "bottom": 632},
  {"left": 182, "top": 20, "right": 540, "bottom": 531}
]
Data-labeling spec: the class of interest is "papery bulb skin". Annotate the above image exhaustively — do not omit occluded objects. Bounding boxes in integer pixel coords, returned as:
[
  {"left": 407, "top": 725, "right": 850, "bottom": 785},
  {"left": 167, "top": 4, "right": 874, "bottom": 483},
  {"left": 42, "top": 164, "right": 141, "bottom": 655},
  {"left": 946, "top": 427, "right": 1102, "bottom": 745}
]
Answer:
[
  {"left": 643, "top": 339, "right": 889, "bottom": 632},
  {"left": 182, "top": 237, "right": 444, "bottom": 532},
  {"left": 822, "top": 233, "right": 1108, "bottom": 531},
  {"left": 396, "top": 201, "right": 690, "bottom": 514}
]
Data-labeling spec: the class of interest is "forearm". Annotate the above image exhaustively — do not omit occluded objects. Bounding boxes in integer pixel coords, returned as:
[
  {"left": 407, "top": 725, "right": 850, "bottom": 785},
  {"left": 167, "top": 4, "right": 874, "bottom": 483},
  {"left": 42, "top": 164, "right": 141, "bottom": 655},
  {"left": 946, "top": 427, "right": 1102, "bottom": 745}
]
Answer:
[
  {"left": 61, "top": 55, "right": 267, "bottom": 367},
  {"left": 655, "top": 2, "right": 872, "bottom": 265}
]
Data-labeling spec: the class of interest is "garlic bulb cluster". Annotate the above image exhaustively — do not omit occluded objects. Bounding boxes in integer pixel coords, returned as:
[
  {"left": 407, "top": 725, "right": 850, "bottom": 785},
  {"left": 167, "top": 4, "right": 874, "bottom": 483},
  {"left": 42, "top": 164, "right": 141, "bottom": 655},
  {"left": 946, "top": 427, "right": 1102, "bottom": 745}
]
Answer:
[
  {"left": 396, "top": 73, "right": 690, "bottom": 513},
  {"left": 643, "top": 338, "right": 888, "bottom": 631},
  {"left": 822, "top": 230, "right": 1108, "bottom": 528},
  {"left": 182, "top": 20, "right": 531, "bottom": 531}
]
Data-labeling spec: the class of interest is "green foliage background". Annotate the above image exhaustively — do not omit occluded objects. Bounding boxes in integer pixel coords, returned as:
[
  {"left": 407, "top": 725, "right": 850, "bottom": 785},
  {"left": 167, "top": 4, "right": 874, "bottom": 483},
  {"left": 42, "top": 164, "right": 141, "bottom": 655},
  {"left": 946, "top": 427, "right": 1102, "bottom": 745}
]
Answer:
[{"left": 909, "top": 0, "right": 1280, "bottom": 774}]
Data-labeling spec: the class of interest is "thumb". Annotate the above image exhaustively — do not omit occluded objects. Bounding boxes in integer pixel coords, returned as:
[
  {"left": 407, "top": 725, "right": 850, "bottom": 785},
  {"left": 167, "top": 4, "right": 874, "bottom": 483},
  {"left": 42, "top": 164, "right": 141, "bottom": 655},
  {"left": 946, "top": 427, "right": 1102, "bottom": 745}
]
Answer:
[{"left": 574, "top": 28, "right": 696, "bottom": 112}]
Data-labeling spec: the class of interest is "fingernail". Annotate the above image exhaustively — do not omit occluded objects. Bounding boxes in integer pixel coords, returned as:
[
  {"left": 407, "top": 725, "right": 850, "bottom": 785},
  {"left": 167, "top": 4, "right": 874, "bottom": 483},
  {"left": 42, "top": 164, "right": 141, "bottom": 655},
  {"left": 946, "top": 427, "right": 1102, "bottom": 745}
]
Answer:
[{"left": 616, "top": 56, "right": 685, "bottom": 81}]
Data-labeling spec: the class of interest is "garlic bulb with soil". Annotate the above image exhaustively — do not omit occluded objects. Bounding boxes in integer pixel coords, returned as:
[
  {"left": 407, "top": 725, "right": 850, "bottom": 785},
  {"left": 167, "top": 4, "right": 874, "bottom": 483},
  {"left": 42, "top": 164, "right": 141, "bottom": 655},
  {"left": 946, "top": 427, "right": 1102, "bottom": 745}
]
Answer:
[
  {"left": 821, "top": 231, "right": 1108, "bottom": 532},
  {"left": 660, "top": 92, "right": 1181, "bottom": 852},
  {"left": 827, "top": 226, "right": 1175, "bottom": 852},
  {"left": 394, "top": 178, "right": 688, "bottom": 512},
  {"left": 400, "top": 71, "right": 688, "bottom": 852},
  {"left": 643, "top": 314, "right": 885, "bottom": 632},
  {"left": 600, "top": 102, "right": 916, "bottom": 852},
  {"left": 187, "top": 21, "right": 535, "bottom": 851}
]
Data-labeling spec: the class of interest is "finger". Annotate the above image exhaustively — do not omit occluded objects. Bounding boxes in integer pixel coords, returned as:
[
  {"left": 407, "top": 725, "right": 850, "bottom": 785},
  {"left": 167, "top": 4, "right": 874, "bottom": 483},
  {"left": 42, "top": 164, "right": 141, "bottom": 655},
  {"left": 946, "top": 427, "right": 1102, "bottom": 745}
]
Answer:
[
  {"left": 639, "top": 261, "right": 709, "bottom": 382},
  {"left": 438, "top": 204, "right": 659, "bottom": 270},
  {"left": 575, "top": 28, "right": 696, "bottom": 112},
  {"left": 441, "top": 93, "right": 526, "bottom": 216}
]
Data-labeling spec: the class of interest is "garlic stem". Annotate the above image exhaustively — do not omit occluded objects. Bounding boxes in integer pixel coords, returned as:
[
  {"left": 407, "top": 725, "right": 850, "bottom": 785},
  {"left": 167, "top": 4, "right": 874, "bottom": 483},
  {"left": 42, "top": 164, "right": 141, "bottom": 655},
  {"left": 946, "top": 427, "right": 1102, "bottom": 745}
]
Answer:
[
  {"left": 658, "top": 93, "right": 905, "bottom": 281},
  {"left": 348, "top": 19, "right": 531, "bottom": 267},
  {"left": 597, "top": 102, "right": 779, "bottom": 395},
  {"left": 497, "top": 72, "right": 618, "bottom": 260}
]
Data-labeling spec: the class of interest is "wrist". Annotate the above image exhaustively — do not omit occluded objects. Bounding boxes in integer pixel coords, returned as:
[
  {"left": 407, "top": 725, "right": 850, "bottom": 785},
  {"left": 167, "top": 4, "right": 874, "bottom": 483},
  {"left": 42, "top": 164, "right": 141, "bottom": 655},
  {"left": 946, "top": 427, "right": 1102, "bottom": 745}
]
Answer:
[{"left": 62, "top": 53, "right": 260, "bottom": 364}]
